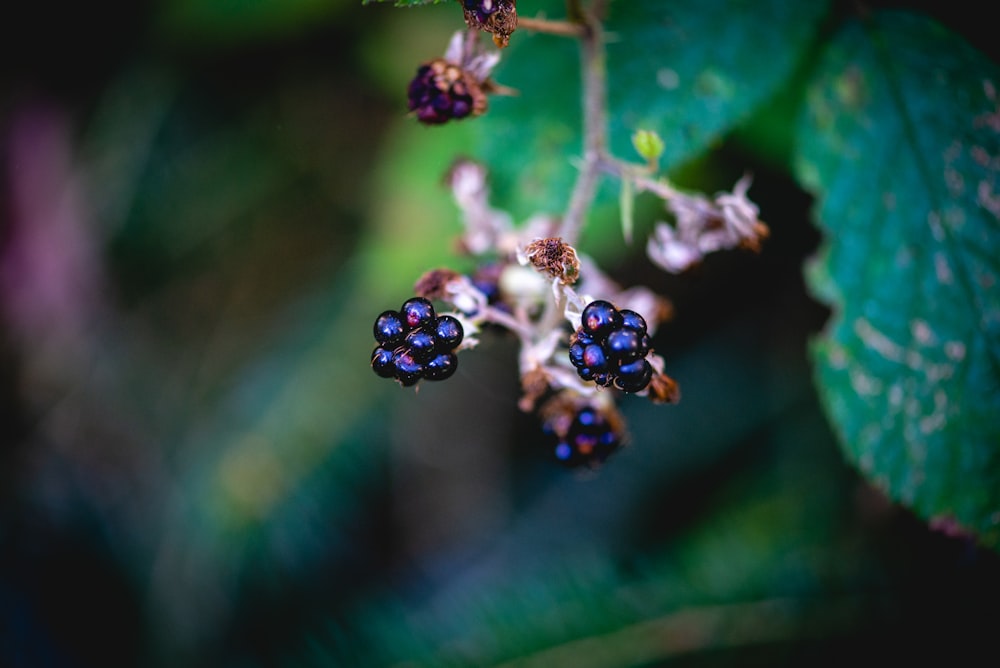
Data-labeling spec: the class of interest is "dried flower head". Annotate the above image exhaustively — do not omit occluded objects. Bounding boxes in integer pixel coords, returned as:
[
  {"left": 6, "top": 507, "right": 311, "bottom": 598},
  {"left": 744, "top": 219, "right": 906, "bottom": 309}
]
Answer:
[
  {"left": 462, "top": 0, "right": 518, "bottom": 48},
  {"left": 520, "top": 237, "right": 580, "bottom": 285},
  {"left": 446, "top": 158, "right": 514, "bottom": 255},
  {"left": 646, "top": 369, "right": 681, "bottom": 404},
  {"left": 647, "top": 175, "right": 770, "bottom": 273}
]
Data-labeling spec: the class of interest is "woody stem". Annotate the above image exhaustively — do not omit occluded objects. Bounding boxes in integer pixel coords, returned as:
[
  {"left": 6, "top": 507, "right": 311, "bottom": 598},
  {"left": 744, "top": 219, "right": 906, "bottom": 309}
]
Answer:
[{"left": 559, "top": 5, "right": 608, "bottom": 246}]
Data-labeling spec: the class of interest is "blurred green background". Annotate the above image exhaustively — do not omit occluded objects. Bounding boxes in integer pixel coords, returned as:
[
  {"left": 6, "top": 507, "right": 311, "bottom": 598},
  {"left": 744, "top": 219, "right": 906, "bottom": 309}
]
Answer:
[{"left": 2, "top": 1, "right": 998, "bottom": 667}]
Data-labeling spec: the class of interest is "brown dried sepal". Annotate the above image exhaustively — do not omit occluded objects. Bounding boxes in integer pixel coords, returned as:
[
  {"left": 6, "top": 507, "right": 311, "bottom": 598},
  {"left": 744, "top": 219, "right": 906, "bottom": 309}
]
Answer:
[
  {"left": 646, "top": 371, "right": 681, "bottom": 405},
  {"left": 739, "top": 220, "right": 771, "bottom": 253},
  {"left": 522, "top": 237, "right": 580, "bottom": 285}
]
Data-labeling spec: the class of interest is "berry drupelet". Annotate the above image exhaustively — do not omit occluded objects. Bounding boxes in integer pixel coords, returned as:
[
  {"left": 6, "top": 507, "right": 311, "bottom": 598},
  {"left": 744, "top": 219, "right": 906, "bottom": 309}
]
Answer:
[
  {"left": 372, "top": 297, "right": 464, "bottom": 387},
  {"left": 569, "top": 300, "right": 653, "bottom": 393}
]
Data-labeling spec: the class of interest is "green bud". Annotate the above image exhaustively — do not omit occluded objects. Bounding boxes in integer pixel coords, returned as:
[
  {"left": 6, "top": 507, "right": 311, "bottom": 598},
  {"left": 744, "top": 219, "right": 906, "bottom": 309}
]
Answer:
[{"left": 631, "top": 129, "right": 665, "bottom": 165}]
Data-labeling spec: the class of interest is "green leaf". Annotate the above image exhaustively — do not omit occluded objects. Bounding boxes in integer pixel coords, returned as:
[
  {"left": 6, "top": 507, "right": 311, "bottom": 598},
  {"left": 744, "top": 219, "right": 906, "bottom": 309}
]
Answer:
[
  {"left": 794, "top": 11, "right": 1000, "bottom": 548},
  {"left": 475, "top": 0, "right": 830, "bottom": 227}
]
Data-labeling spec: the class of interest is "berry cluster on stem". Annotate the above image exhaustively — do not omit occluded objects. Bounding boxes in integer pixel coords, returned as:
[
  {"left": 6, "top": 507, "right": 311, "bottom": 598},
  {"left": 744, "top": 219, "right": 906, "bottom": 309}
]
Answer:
[{"left": 366, "top": 0, "right": 767, "bottom": 469}]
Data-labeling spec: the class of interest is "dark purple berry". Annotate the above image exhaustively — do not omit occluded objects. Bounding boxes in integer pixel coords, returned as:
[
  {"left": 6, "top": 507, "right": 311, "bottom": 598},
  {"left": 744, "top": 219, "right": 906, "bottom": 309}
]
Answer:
[
  {"left": 424, "top": 352, "right": 458, "bottom": 381},
  {"left": 451, "top": 99, "right": 471, "bottom": 119},
  {"left": 619, "top": 309, "right": 648, "bottom": 335},
  {"left": 581, "top": 344, "right": 609, "bottom": 373},
  {"left": 371, "top": 347, "right": 395, "bottom": 378},
  {"left": 581, "top": 300, "right": 622, "bottom": 340},
  {"left": 393, "top": 350, "right": 423, "bottom": 387},
  {"left": 405, "top": 328, "right": 437, "bottom": 362},
  {"left": 434, "top": 315, "right": 464, "bottom": 350},
  {"left": 400, "top": 297, "right": 435, "bottom": 330},
  {"left": 568, "top": 340, "right": 587, "bottom": 368},
  {"left": 374, "top": 310, "right": 406, "bottom": 346},
  {"left": 605, "top": 328, "right": 642, "bottom": 363},
  {"left": 615, "top": 359, "right": 653, "bottom": 393}
]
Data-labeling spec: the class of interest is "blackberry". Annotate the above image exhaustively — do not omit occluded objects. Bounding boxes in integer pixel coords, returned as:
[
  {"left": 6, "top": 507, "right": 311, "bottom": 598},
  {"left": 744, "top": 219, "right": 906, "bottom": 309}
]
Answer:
[
  {"left": 407, "top": 59, "right": 486, "bottom": 125},
  {"left": 371, "top": 298, "right": 465, "bottom": 386},
  {"left": 461, "top": 0, "right": 517, "bottom": 48},
  {"left": 544, "top": 404, "right": 623, "bottom": 469},
  {"left": 569, "top": 301, "right": 653, "bottom": 393}
]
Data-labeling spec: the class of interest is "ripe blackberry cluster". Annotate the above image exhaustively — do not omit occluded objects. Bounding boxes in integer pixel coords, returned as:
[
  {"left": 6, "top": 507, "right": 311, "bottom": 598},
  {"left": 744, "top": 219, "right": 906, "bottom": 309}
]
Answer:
[
  {"left": 371, "top": 297, "right": 464, "bottom": 387},
  {"left": 407, "top": 59, "right": 483, "bottom": 125},
  {"left": 546, "top": 405, "right": 622, "bottom": 469},
  {"left": 569, "top": 300, "right": 653, "bottom": 393}
]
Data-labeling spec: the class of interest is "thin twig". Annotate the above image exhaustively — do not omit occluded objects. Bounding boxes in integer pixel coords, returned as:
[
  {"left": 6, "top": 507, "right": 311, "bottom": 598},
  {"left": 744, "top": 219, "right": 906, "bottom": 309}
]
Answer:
[
  {"left": 598, "top": 156, "right": 680, "bottom": 200},
  {"left": 559, "top": 9, "right": 607, "bottom": 246},
  {"left": 517, "top": 16, "right": 585, "bottom": 37}
]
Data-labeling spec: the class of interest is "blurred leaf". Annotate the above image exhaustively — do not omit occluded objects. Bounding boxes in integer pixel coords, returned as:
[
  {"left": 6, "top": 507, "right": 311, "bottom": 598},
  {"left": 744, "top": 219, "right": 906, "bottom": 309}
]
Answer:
[
  {"left": 300, "top": 399, "right": 867, "bottom": 668},
  {"left": 795, "top": 12, "right": 1000, "bottom": 548},
  {"left": 158, "top": 0, "right": 347, "bottom": 44},
  {"left": 146, "top": 115, "right": 477, "bottom": 655},
  {"left": 475, "top": 0, "right": 830, "bottom": 234}
]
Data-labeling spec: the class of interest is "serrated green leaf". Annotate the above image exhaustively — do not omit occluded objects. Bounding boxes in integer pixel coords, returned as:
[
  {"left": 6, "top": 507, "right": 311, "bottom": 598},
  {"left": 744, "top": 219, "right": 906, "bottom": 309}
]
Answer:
[
  {"left": 475, "top": 0, "right": 829, "bottom": 229},
  {"left": 795, "top": 11, "right": 1000, "bottom": 548}
]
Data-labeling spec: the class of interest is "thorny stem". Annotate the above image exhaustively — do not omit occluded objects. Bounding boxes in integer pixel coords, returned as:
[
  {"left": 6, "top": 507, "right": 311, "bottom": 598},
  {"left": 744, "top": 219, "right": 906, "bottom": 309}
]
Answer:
[{"left": 559, "top": 2, "right": 608, "bottom": 247}]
